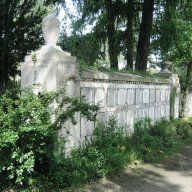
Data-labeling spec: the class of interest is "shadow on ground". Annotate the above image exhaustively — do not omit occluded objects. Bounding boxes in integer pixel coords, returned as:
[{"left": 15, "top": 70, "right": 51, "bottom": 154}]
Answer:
[{"left": 77, "top": 145, "right": 192, "bottom": 192}]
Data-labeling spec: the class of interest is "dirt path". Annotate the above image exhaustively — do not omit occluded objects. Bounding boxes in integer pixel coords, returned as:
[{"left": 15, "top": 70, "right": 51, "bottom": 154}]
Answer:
[{"left": 78, "top": 145, "right": 192, "bottom": 192}]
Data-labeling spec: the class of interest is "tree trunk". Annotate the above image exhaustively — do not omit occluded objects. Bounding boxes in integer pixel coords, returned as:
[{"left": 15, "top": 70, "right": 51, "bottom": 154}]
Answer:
[
  {"left": 135, "top": 0, "right": 154, "bottom": 71},
  {"left": 0, "top": 69, "right": 8, "bottom": 91},
  {"left": 126, "top": 0, "right": 134, "bottom": 70},
  {"left": 0, "top": 57, "right": 7, "bottom": 90},
  {"left": 181, "top": 62, "right": 192, "bottom": 117},
  {"left": 106, "top": 0, "right": 118, "bottom": 69}
]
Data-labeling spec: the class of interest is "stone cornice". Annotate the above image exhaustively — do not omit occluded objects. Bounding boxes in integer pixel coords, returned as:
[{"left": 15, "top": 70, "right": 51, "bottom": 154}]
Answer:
[{"left": 80, "top": 69, "right": 171, "bottom": 85}]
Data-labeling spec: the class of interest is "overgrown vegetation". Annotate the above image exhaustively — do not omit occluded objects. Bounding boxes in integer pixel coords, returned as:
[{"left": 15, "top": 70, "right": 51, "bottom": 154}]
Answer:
[
  {"left": 1, "top": 89, "right": 192, "bottom": 191},
  {"left": 0, "top": 88, "right": 99, "bottom": 191}
]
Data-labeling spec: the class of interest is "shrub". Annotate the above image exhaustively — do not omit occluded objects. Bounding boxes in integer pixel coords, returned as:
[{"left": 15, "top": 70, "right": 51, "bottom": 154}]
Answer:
[
  {"left": 93, "top": 117, "right": 126, "bottom": 149},
  {"left": 48, "top": 146, "right": 107, "bottom": 188},
  {"left": 0, "top": 89, "right": 99, "bottom": 191},
  {"left": 93, "top": 117, "right": 129, "bottom": 174},
  {"left": 130, "top": 118, "right": 179, "bottom": 162},
  {"left": 0, "top": 90, "right": 53, "bottom": 190},
  {"left": 175, "top": 118, "right": 192, "bottom": 140},
  {"left": 1, "top": 87, "right": 192, "bottom": 191}
]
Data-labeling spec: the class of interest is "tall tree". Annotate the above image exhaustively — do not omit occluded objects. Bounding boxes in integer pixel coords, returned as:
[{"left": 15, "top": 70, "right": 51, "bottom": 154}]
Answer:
[
  {"left": 135, "top": 0, "right": 155, "bottom": 71},
  {"left": 126, "top": 0, "right": 134, "bottom": 70},
  {"left": 155, "top": 0, "right": 192, "bottom": 117},
  {"left": 172, "top": 1, "right": 192, "bottom": 117},
  {"left": 106, "top": 0, "right": 118, "bottom": 69},
  {"left": 61, "top": 0, "right": 119, "bottom": 69},
  {"left": 0, "top": 0, "right": 54, "bottom": 89},
  {"left": 59, "top": 31, "right": 102, "bottom": 65}
]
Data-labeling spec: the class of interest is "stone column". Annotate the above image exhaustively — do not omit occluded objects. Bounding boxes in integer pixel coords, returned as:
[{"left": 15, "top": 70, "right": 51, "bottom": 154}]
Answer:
[{"left": 158, "top": 61, "right": 180, "bottom": 119}]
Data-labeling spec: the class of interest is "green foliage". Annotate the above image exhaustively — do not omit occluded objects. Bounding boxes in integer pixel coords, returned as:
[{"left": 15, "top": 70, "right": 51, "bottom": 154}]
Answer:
[
  {"left": 1, "top": 87, "right": 192, "bottom": 191},
  {"left": 93, "top": 118, "right": 128, "bottom": 174},
  {"left": 48, "top": 117, "right": 192, "bottom": 188},
  {"left": 131, "top": 119, "right": 177, "bottom": 162},
  {"left": 170, "top": 87, "right": 177, "bottom": 119},
  {"left": 0, "top": 88, "right": 99, "bottom": 191},
  {"left": 0, "top": 0, "right": 54, "bottom": 88},
  {"left": 174, "top": 118, "right": 192, "bottom": 140},
  {"left": 49, "top": 147, "right": 107, "bottom": 188},
  {"left": 0, "top": 90, "right": 53, "bottom": 190},
  {"left": 130, "top": 117, "right": 192, "bottom": 162},
  {"left": 93, "top": 117, "right": 126, "bottom": 149},
  {"left": 59, "top": 32, "right": 103, "bottom": 66}
]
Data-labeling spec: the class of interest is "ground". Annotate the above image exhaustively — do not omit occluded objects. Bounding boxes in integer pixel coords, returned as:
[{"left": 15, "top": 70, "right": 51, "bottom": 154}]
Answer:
[{"left": 73, "top": 145, "right": 192, "bottom": 192}]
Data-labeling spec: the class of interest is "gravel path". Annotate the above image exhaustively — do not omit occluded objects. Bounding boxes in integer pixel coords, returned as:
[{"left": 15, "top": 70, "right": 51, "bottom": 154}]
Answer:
[{"left": 77, "top": 145, "right": 192, "bottom": 192}]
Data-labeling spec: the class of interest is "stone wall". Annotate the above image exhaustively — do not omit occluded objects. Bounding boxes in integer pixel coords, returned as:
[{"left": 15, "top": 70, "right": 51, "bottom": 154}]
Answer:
[
  {"left": 182, "top": 93, "right": 192, "bottom": 117},
  {"left": 79, "top": 69, "right": 172, "bottom": 138},
  {"left": 21, "top": 47, "right": 180, "bottom": 151},
  {"left": 20, "top": 14, "right": 181, "bottom": 151}
]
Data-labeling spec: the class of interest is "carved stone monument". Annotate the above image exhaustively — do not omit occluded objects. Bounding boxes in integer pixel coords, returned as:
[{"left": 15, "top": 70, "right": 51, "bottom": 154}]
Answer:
[
  {"left": 21, "top": 13, "right": 80, "bottom": 151},
  {"left": 20, "top": 13, "right": 180, "bottom": 152},
  {"left": 21, "top": 13, "right": 80, "bottom": 95},
  {"left": 160, "top": 61, "right": 172, "bottom": 73},
  {"left": 42, "top": 13, "right": 60, "bottom": 46}
]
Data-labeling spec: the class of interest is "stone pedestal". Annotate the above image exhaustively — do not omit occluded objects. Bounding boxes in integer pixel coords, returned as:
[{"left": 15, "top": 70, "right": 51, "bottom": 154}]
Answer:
[
  {"left": 21, "top": 45, "right": 80, "bottom": 96},
  {"left": 21, "top": 45, "right": 81, "bottom": 151},
  {"left": 170, "top": 74, "right": 180, "bottom": 119},
  {"left": 158, "top": 71, "right": 180, "bottom": 119},
  {"left": 21, "top": 13, "right": 82, "bottom": 153},
  {"left": 160, "top": 61, "right": 172, "bottom": 73}
]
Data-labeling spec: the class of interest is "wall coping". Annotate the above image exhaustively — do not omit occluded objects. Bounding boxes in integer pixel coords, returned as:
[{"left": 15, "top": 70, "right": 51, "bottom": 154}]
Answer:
[{"left": 80, "top": 69, "right": 171, "bottom": 84}]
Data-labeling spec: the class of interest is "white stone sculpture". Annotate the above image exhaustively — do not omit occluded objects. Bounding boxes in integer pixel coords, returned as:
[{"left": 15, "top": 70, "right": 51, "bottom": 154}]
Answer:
[{"left": 42, "top": 13, "right": 60, "bottom": 46}]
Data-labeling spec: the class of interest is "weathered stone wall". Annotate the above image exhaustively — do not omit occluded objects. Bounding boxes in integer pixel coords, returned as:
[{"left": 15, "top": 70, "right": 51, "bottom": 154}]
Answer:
[
  {"left": 182, "top": 93, "right": 192, "bottom": 117},
  {"left": 21, "top": 49, "right": 180, "bottom": 151},
  {"left": 20, "top": 14, "right": 181, "bottom": 151},
  {"left": 79, "top": 69, "right": 172, "bottom": 138}
]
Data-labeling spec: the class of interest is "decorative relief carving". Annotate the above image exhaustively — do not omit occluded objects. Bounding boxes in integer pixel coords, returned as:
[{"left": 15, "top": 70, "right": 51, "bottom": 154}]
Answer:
[
  {"left": 42, "top": 13, "right": 60, "bottom": 46},
  {"left": 80, "top": 117, "right": 95, "bottom": 137},
  {"left": 81, "top": 78, "right": 169, "bottom": 85},
  {"left": 60, "top": 74, "right": 80, "bottom": 97},
  {"left": 136, "top": 89, "right": 143, "bottom": 104},
  {"left": 161, "top": 89, "right": 166, "bottom": 102},
  {"left": 81, "top": 87, "right": 94, "bottom": 104},
  {"left": 142, "top": 108, "right": 149, "bottom": 118},
  {"left": 156, "top": 89, "right": 161, "bottom": 102},
  {"left": 95, "top": 88, "right": 105, "bottom": 107},
  {"left": 165, "top": 89, "right": 170, "bottom": 101},
  {"left": 150, "top": 89, "right": 155, "bottom": 103},
  {"left": 60, "top": 73, "right": 80, "bottom": 85}
]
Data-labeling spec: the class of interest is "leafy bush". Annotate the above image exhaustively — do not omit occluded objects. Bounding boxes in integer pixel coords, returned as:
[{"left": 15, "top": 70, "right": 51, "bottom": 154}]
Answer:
[
  {"left": 92, "top": 117, "right": 129, "bottom": 174},
  {"left": 0, "top": 90, "right": 53, "bottom": 189},
  {"left": 130, "top": 118, "right": 179, "bottom": 162},
  {"left": 1, "top": 87, "right": 192, "bottom": 191},
  {"left": 48, "top": 146, "right": 107, "bottom": 188},
  {"left": 175, "top": 118, "right": 192, "bottom": 140},
  {"left": 93, "top": 117, "right": 126, "bottom": 149},
  {"left": 0, "top": 89, "right": 99, "bottom": 191}
]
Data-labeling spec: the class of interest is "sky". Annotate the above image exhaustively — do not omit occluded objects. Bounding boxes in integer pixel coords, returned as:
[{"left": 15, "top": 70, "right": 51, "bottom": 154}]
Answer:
[
  {"left": 57, "top": 0, "right": 75, "bottom": 35},
  {"left": 57, "top": 0, "right": 95, "bottom": 35}
]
